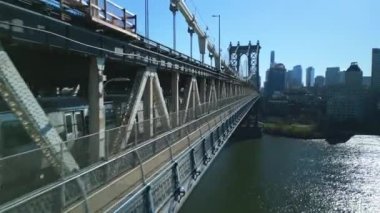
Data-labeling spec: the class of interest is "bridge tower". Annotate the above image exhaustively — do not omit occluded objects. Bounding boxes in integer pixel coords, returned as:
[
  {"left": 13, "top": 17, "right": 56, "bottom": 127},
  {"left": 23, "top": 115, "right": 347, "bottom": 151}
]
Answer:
[{"left": 228, "top": 41, "right": 261, "bottom": 89}]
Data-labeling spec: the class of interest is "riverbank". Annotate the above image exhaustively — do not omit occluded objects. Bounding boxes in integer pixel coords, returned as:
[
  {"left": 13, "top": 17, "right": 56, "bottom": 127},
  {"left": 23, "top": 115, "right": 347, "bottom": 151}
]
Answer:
[
  {"left": 262, "top": 122, "right": 324, "bottom": 139},
  {"left": 260, "top": 116, "right": 378, "bottom": 142},
  {"left": 262, "top": 121, "right": 356, "bottom": 143}
]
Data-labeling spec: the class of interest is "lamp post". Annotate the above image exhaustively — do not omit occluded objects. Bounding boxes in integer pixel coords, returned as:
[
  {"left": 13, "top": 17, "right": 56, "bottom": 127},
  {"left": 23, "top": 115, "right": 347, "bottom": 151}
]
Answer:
[
  {"left": 188, "top": 27, "right": 194, "bottom": 58},
  {"left": 212, "top": 14, "right": 220, "bottom": 69},
  {"left": 170, "top": 2, "right": 177, "bottom": 50},
  {"left": 145, "top": 0, "right": 149, "bottom": 39}
]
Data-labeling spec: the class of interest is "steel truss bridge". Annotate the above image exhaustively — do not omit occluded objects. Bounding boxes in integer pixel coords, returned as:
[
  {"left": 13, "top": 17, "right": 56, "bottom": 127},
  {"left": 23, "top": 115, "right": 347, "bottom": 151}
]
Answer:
[{"left": 0, "top": 0, "right": 261, "bottom": 212}]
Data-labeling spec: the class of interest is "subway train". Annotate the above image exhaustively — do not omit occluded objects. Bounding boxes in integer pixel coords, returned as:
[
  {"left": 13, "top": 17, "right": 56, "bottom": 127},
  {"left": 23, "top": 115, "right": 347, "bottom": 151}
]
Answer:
[{"left": 0, "top": 96, "right": 116, "bottom": 202}]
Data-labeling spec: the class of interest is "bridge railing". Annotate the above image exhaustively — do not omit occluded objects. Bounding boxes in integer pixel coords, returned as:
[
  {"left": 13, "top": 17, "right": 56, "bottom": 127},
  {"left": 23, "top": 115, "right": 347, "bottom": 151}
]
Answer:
[
  {"left": 0, "top": 94, "right": 256, "bottom": 210},
  {"left": 90, "top": 0, "right": 137, "bottom": 31},
  {"left": 110, "top": 97, "right": 257, "bottom": 212},
  {"left": 126, "top": 99, "right": 231, "bottom": 147},
  {"left": 34, "top": 0, "right": 137, "bottom": 33},
  {"left": 137, "top": 36, "right": 215, "bottom": 71},
  {"left": 0, "top": 2, "right": 243, "bottom": 82}
]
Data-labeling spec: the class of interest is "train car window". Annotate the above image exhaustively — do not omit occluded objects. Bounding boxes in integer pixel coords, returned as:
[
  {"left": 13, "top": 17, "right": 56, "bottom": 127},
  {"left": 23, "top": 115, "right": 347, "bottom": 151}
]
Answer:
[
  {"left": 65, "top": 114, "right": 73, "bottom": 134},
  {"left": 75, "top": 112, "right": 84, "bottom": 132},
  {"left": 105, "top": 108, "right": 116, "bottom": 124},
  {"left": 85, "top": 115, "right": 89, "bottom": 130},
  {"left": 2, "top": 121, "right": 31, "bottom": 149}
]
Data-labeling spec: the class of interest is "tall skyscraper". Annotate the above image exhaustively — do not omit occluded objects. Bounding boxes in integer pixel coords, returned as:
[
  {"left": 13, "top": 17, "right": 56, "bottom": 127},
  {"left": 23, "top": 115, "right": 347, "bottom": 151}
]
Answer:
[
  {"left": 265, "top": 63, "right": 286, "bottom": 97},
  {"left": 270, "top": 51, "right": 275, "bottom": 67},
  {"left": 306, "top": 66, "right": 315, "bottom": 87},
  {"left": 363, "top": 76, "right": 371, "bottom": 88},
  {"left": 292, "top": 65, "right": 303, "bottom": 87},
  {"left": 338, "top": 71, "right": 345, "bottom": 85},
  {"left": 345, "top": 62, "right": 363, "bottom": 88},
  {"left": 325, "top": 67, "right": 340, "bottom": 86},
  {"left": 285, "top": 70, "right": 293, "bottom": 89},
  {"left": 371, "top": 48, "right": 380, "bottom": 92},
  {"left": 314, "top": 76, "right": 325, "bottom": 88}
]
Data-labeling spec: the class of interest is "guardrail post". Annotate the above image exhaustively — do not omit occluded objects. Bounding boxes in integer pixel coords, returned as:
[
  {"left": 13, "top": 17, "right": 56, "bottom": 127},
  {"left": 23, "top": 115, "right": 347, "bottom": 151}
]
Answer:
[
  {"left": 210, "top": 131, "right": 217, "bottom": 154},
  {"left": 202, "top": 139, "right": 210, "bottom": 165},
  {"left": 173, "top": 162, "right": 179, "bottom": 188},
  {"left": 190, "top": 149, "right": 200, "bottom": 180},
  {"left": 122, "top": 8, "right": 127, "bottom": 29},
  {"left": 173, "top": 163, "right": 185, "bottom": 201},
  {"left": 133, "top": 14, "right": 137, "bottom": 32},
  {"left": 103, "top": 0, "right": 107, "bottom": 21},
  {"left": 146, "top": 185, "right": 155, "bottom": 213},
  {"left": 134, "top": 150, "right": 146, "bottom": 184},
  {"left": 218, "top": 126, "right": 223, "bottom": 146},
  {"left": 206, "top": 121, "right": 215, "bottom": 153}
]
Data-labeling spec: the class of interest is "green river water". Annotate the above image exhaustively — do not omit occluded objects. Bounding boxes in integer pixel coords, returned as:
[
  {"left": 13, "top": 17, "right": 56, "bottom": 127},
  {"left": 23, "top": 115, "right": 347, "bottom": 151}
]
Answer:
[{"left": 180, "top": 134, "right": 380, "bottom": 212}]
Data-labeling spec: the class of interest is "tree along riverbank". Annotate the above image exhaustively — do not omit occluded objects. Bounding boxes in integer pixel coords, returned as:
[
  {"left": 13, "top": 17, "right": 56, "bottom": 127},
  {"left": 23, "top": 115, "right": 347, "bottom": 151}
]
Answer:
[
  {"left": 262, "top": 122, "right": 324, "bottom": 139},
  {"left": 262, "top": 121, "right": 361, "bottom": 143}
]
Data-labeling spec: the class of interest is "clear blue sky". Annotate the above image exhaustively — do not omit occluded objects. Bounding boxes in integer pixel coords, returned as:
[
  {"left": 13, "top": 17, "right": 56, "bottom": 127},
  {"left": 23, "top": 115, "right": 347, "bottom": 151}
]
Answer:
[{"left": 115, "top": 0, "right": 380, "bottom": 84}]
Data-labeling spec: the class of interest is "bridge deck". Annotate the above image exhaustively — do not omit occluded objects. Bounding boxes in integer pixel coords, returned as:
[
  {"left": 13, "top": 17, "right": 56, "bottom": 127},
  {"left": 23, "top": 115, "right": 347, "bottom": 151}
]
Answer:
[
  {"left": 0, "top": 94, "right": 257, "bottom": 212},
  {"left": 0, "top": 1, "right": 241, "bottom": 82},
  {"left": 68, "top": 96, "right": 255, "bottom": 212}
]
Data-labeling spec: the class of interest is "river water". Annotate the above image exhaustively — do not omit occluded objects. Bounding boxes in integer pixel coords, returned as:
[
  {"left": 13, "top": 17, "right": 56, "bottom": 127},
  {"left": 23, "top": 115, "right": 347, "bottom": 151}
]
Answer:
[{"left": 180, "top": 135, "right": 380, "bottom": 212}]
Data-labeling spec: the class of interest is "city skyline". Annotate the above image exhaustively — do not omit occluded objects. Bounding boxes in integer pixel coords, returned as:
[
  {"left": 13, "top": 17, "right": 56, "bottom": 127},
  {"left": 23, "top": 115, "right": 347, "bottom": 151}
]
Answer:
[
  {"left": 268, "top": 52, "right": 373, "bottom": 85},
  {"left": 271, "top": 60, "right": 372, "bottom": 86},
  {"left": 115, "top": 0, "right": 379, "bottom": 84}
]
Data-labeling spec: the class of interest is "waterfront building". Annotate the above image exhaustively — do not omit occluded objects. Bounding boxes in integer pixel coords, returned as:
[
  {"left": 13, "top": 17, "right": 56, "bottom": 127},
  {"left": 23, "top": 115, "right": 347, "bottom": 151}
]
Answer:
[
  {"left": 327, "top": 95, "right": 365, "bottom": 122},
  {"left": 327, "top": 63, "right": 365, "bottom": 122},
  {"left": 306, "top": 66, "right": 315, "bottom": 87}
]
